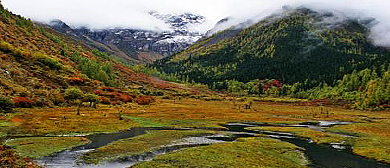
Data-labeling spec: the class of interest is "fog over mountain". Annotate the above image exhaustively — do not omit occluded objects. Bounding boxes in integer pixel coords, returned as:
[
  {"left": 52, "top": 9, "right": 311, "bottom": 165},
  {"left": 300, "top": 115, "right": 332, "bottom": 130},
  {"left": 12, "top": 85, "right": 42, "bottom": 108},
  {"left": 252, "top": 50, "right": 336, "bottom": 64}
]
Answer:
[{"left": 2, "top": 0, "right": 390, "bottom": 46}]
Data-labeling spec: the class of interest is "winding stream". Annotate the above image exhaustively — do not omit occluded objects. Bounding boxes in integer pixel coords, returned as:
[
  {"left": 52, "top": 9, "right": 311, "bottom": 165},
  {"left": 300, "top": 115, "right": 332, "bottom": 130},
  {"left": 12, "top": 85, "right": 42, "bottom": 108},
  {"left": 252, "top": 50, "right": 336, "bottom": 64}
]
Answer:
[
  {"left": 37, "top": 127, "right": 193, "bottom": 168},
  {"left": 35, "top": 121, "right": 390, "bottom": 168}
]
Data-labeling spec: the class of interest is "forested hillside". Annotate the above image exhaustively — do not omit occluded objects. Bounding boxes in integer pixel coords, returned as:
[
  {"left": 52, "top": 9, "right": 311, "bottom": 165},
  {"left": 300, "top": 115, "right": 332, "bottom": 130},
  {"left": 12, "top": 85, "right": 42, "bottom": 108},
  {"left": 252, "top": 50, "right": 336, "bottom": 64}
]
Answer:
[{"left": 154, "top": 8, "right": 390, "bottom": 86}]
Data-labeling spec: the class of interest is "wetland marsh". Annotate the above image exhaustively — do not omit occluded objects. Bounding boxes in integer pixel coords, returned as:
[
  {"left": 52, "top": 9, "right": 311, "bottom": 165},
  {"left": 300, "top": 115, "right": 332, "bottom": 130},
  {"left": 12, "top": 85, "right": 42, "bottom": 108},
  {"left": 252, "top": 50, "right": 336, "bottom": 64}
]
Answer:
[{"left": 1, "top": 98, "right": 390, "bottom": 168}]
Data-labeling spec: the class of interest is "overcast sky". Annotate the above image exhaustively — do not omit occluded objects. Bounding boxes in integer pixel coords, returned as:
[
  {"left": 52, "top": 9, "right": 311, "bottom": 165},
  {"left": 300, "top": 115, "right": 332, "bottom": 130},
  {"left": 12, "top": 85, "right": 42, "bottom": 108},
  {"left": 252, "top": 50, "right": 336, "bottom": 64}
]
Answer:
[{"left": 2, "top": 0, "right": 390, "bottom": 45}]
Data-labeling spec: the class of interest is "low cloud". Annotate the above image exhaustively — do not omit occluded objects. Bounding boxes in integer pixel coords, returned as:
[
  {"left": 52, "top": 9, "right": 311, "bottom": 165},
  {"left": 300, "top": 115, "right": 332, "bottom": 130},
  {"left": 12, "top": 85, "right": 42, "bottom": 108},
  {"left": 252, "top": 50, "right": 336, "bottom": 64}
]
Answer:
[{"left": 2, "top": 0, "right": 390, "bottom": 46}]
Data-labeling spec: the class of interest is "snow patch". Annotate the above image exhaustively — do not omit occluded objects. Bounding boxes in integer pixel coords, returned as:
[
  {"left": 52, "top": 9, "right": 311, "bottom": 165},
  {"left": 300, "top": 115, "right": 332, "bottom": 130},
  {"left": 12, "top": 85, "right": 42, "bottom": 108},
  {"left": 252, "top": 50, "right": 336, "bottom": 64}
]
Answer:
[{"left": 157, "top": 35, "right": 202, "bottom": 44}]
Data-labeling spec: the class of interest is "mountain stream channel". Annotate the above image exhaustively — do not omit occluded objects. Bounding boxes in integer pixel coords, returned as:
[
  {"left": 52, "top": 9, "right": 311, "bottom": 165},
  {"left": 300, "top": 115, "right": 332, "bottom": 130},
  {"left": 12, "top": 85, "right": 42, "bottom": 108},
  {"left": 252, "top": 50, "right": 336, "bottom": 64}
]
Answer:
[{"left": 32, "top": 121, "right": 390, "bottom": 168}]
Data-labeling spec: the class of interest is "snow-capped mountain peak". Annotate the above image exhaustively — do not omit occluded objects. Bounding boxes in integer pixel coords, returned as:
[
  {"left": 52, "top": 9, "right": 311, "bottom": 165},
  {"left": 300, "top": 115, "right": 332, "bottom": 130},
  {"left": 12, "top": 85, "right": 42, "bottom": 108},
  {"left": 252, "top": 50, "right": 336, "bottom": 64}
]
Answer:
[
  {"left": 48, "top": 11, "right": 207, "bottom": 63},
  {"left": 149, "top": 11, "right": 206, "bottom": 32},
  {"left": 147, "top": 11, "right": 205, "bottom": 45}
]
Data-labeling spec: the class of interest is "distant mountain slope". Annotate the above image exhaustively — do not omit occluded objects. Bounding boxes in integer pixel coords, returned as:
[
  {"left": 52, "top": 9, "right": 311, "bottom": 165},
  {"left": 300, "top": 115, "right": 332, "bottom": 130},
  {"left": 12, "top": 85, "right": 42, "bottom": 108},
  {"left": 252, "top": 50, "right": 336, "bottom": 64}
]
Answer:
[
  {"left": 49, "top": 12, "right": 206, "bottom": 64},
  {"left": 0, "top": 3, "right": 187, "bottom": 103},
  {"left": 154, "top": 7, "right": 390, "bottom": 86}
]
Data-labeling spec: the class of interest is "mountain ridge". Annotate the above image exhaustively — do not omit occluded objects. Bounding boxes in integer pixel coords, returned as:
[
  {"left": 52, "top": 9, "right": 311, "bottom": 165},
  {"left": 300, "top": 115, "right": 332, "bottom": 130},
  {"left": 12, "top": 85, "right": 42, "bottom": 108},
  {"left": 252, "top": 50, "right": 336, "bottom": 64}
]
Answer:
[
  {"left": 154, "top": 7, "right": 390, "bottom": 87},
  {"left": 48, "top": 11, "right": 207, "bottom": 64}
]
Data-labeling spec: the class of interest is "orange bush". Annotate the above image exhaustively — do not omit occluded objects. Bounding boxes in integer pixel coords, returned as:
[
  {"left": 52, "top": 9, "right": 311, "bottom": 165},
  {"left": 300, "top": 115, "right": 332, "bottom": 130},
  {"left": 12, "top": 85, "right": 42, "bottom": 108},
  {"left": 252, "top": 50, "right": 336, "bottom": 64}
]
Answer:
[
  {"left": 13, "top": 97, "right": 35, "bottom": 108},
  {"left": 135, "top": 96, "right": 155, "bottom": 105},
  {"left": 117, "top": 94, "right": 133, "bottom": 103},
  {"left": 68, "top": 76, "right": 86, "bottom": 85},
  {"left": 94, "top": 80, "right": 101, "bottom": 86}
]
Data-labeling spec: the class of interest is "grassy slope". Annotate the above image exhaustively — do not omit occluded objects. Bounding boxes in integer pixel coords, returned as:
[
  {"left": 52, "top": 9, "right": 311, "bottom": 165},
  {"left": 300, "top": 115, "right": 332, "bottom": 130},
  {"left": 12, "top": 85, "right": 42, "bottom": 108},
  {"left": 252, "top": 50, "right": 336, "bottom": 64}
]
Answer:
[{"left": 0, "top": 2, "right": 197, "bottom": 104}]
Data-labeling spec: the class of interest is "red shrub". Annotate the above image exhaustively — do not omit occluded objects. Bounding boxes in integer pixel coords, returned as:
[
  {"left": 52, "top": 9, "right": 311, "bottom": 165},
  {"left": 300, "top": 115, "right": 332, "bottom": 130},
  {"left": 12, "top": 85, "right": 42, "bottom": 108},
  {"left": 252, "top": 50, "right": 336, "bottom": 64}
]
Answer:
[
  {"left": 135, "top": 96, "right": 156, "bottom": 105},
  {"left": 95, "top": 90, "right": 103, "bottom": 95},
  {"left": 117, "top": 94, "right": 133, "bottom": 103},
  {"left": 13, "top": 97, "right": 35, "bottom": 108},
  {"left": 98, "top": 97, "right": 111, "bottom": 105},
  {"left": 262, "top": 80, "right": 283, "bottom": 92}
]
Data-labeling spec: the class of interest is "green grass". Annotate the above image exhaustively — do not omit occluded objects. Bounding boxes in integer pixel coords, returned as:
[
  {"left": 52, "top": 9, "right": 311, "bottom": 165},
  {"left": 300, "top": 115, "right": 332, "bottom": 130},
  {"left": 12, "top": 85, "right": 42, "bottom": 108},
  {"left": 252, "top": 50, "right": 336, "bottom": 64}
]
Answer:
[
  {"left": 0, "top": 121, "right": 12, "bottom": 127},
  {"left": 252, "top": 97, "right": 309, "bottom": 103},
  {"left": 352, "top": 136, "right": 390, "bottom": 163},
  {"left": 0, "top": 116, "right": 13, "bottom": 139},
  {"left": 5, "top": 137, "right": 89, "bottom": 158},
  {"left": 81, "top": 130, "right": 219, "bottom": 164},
  {"left": 133, "top": 137, "right": 308, "bottom": 168}
]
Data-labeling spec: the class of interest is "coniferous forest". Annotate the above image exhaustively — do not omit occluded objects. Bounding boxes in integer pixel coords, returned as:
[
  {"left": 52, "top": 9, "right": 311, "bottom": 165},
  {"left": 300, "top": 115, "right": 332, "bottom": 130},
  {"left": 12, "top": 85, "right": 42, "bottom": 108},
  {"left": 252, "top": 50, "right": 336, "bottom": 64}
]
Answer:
[{"left": 153, "top": 8, "right": 390, "bottom": 109}]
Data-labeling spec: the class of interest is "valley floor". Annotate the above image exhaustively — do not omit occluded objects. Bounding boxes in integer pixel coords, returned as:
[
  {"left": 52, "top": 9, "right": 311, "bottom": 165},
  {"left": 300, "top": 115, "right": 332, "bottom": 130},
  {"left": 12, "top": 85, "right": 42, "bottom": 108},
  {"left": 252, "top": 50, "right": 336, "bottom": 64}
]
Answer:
[{"left": 1, "top": 97, "right": 389, "bottom": 167}]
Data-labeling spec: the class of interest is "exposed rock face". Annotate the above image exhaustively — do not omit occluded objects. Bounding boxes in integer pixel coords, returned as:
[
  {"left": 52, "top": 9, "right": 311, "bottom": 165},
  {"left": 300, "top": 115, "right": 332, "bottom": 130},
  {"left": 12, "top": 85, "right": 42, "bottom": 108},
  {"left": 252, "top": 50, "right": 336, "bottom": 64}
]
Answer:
[{"left": 48, "top": 12, "right": 206, "bottom": 64}]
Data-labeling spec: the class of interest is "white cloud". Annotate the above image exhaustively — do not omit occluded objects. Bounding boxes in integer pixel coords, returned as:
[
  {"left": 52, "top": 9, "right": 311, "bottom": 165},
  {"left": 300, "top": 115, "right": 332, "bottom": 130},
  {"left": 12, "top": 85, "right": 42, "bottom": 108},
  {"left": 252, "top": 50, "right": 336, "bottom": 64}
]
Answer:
[{"left": 2, "top": 0, "right": 390, "bottom": 46}]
